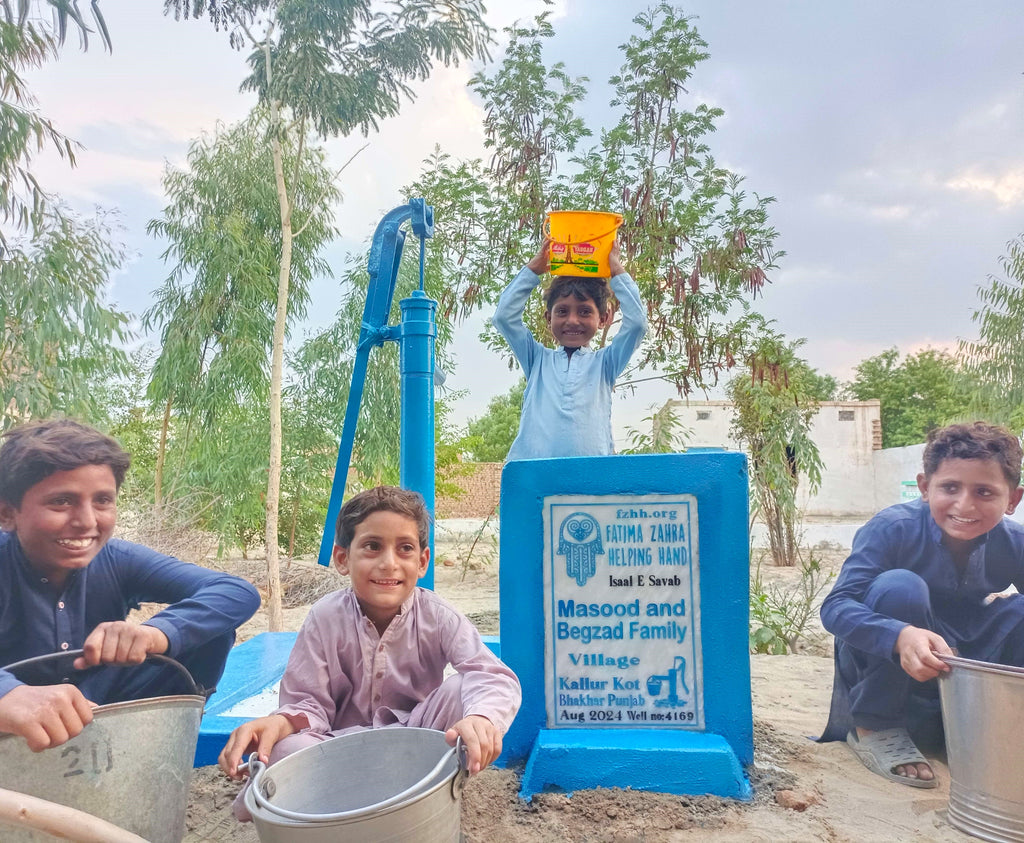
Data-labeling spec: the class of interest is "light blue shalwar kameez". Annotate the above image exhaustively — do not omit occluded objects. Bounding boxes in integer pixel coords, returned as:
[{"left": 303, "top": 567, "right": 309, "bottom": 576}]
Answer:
[{"left": 492, "top": 267, "right": 647, "bottom": 461}]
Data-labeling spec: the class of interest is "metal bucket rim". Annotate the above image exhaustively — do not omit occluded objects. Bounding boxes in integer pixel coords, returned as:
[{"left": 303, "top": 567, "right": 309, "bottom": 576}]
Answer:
[
  {"left": 246, "top": 728, "right": 464, "bottom": 826},
  {"left": 246, "top": 760, "right": 462, "bottom": 829},
  {"left": 0, "top": 694, "right": 206, "bottom": 749},
  {"left": 938, "top": 653, "right": 1024, "bottom": 679}
]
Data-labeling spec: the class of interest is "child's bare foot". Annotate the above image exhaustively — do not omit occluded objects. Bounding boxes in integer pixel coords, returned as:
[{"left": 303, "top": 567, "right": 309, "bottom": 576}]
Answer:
[{"left": 846, "top": 727, "right": 938, "bottom": 788}]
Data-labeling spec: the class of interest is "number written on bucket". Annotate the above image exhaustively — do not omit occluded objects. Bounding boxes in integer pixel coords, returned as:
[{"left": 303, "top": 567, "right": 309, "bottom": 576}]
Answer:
[{"left": 62, "top": 741, "right": 114, "bottom": 777}]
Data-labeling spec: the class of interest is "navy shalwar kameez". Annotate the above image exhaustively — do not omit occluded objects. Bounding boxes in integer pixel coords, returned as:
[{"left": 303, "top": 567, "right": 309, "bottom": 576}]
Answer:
[{"left": 819, "top": 498, "right": 1024, "bottom": 742}]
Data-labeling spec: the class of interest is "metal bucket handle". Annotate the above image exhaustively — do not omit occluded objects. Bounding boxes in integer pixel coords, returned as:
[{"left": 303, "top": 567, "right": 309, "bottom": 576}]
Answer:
[
  {"left": 247, "top": 735, "right": 467, "bottom": 823},
  {"left": 2, "top": 649, "right": 204, "bottom": 697}
]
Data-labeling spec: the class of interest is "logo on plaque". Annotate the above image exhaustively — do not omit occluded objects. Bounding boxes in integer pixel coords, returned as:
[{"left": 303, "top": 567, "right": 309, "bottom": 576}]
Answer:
[{"left": 557, "top": 512, "right": 604, "bottom": 586}]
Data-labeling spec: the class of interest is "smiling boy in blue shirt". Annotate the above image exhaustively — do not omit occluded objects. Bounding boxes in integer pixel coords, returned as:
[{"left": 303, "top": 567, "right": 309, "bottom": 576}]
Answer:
[
  {"left": 820, "top": 421, "right": 1024, "bottom": 787},
  {"left": 0, "top": 419, "right": 260, "bottom": 752},
  {"left": 492, "top": 237, "right": 647, "bottom": 461}
]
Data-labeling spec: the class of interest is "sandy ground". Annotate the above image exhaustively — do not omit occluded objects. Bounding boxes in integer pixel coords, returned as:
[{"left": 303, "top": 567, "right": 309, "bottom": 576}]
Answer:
[{"left": 180, "top": 542, "right": 975, "bottom": 843}]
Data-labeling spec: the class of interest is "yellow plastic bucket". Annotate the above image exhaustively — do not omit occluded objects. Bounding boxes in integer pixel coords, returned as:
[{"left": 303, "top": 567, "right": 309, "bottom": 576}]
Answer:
[{"left": 545, "top": 210, "right": 623, "bottom": 277}]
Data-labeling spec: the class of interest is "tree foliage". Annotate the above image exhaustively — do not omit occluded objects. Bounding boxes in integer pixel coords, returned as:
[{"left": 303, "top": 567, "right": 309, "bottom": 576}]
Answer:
[
  {"left": 621, "top": 400, "right": 692, "bottom": 455},
  {"left": 1, "top": 209, "right": 130, "bottom": 429},
  {"left": 164, "top": 0, "right": 492, "bottom": 629},
  {"left": 727, "top": 336, "right": 825, "bottom": 567},
  {"left": 143, "top": 111, "right": 338, "bottom": 555},
  {"left": 844, "top": 347, "right": 976, "bottom": 448},
  {"left": 959, "top": 235, "right": 1024, "bottom": 430},
  {"left": 407, "top": 6, "right": 782, "bottom": 394},
  {"left": 463, "top": 379, "right": 525, "bottom": 462}
]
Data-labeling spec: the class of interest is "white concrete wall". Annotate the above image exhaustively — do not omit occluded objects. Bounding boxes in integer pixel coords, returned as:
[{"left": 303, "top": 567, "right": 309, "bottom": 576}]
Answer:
[
  {"left": 673, "top": 400, "right": 881, "bottom": 519},
  {"left": 872, "top": 443, "right": 925, "bottom": 511}
]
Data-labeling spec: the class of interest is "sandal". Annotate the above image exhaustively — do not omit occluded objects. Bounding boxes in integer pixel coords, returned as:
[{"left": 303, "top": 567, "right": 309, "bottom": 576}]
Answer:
[{"left": 846, "top": 728, "right": 938, "bottom": 788}]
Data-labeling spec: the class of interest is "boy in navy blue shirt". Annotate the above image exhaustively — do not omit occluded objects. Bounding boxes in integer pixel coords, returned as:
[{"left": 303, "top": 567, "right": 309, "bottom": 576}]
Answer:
[
  {"left": 0, "top": 419, "right": 260, "bottom": 751},
  {"left": 820, "top": 422, "right": 1024, "bottom": 787}
]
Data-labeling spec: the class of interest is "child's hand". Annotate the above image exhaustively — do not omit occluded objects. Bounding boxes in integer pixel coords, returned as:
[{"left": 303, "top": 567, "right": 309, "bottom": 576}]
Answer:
[
  {"left": 526, "top": 237, "right": 552, "bottom": 275},
  {"left": 608, "top": 238, "right": 625, "bottom": 277},
  {"left": 0, "top": 683, "right": 96, "bottom": 751},
  {"left": 894, "top": 625, "right": 953, "bottom": 682},
  {"left": 218, "top": 714, "right": 298, "bottom": 779},
  {"left": 74, "top": 621, "right": 169, "bottom": 669},
  {"left": 445, "top": 714, "right": 502, "bottom": 775}
]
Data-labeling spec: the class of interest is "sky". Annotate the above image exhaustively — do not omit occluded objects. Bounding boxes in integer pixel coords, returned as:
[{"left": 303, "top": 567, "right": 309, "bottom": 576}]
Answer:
[{"left": 22, "top": 0, "right": 1024, "bottom": 444}]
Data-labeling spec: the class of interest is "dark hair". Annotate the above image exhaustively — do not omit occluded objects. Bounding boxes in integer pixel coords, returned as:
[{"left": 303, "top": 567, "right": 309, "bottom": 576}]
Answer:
[
  {"left": 335, "top": 486, "right": 431, "bottom": 550},
  {"left": 922, "top": 422, "right": 1023, "bottom": 489},
  {"left": 544, "top": 276, "right": 611, "bottom": 316},
  {"left": 0, "top": 419, "right": 131, "bottom": 507}
]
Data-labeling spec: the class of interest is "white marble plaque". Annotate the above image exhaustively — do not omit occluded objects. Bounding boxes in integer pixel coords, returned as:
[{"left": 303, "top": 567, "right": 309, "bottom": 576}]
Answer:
[{"left": 542, "top": 494, "right": 703, "bottom": 729}]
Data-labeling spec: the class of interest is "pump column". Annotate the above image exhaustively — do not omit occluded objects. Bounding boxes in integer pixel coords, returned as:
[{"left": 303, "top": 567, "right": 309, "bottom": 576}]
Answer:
[{"left": 399, "top": 290, "right": 437, "bottom": 588}]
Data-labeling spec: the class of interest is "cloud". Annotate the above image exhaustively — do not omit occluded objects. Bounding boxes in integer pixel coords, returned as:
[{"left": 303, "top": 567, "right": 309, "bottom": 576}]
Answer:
[{"left": 945, "top": 167, "right": 1024, "bottom": 208}]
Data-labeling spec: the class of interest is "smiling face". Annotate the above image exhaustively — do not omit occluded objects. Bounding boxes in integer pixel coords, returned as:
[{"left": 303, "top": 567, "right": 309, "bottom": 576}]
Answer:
[
  {"left": 0, "top": 464, "right": 118, "bottom": 589},
  {"left": 332, "top": 510, "right": 429, "bottom": 634},
  {"left": 545, "top": 292, "right": 609, "bottom": 349},
  {"left": 917, "top": 457, "right": 1024, "bottom": 552}
]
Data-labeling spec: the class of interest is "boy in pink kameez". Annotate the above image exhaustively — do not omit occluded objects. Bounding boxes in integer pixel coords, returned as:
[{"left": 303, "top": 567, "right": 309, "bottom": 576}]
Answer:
[{"left": 220, "top": 486, "right": 521, "bottom": 820}]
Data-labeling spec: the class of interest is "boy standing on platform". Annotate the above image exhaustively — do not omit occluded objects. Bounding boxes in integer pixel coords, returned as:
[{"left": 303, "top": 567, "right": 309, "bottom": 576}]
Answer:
[
  {"left": 493, "top": 236, "right": 647, "bottom": 460},
  {"left": 820, "top": 422, "right": 1024, "bottom": 787},
  {"left": 220, "top": 486, "right": 521, "bottom": 820},
  {"left": 0, "top": 419, "right": 260, "bottom": 751}
]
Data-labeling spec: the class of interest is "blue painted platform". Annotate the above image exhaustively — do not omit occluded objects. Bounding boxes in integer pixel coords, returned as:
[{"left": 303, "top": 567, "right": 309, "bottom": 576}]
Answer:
[
  {"left": 194, "top": 632, "right": 297, "bottom": 766},
  {"left": 194, "top": 631, "right": 502, "bottom": 766},
  {"left": 521, "top": 729, "right": 750, "bottom": 800}
]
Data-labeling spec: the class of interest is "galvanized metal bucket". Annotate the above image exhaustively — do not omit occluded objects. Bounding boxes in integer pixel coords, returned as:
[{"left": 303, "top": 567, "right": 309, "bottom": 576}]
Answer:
[
  {"left": 0, "top": 650, "right": 205, "bottom": 843},
  {"left": 939, "top": 654, "right": 1024, "bottom": 842},
  {"left": 244, "top": 727, "right": 467, "bottom": 843}
]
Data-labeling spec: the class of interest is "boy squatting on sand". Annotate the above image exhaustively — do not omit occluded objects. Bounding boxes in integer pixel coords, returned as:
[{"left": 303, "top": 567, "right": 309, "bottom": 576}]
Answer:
[
  {"left": 220, "top": 486, "right": 522, "bottom": 821},
  {"left": 0, "top": 419, "right": 260, "bottom": 751},
  {"left": 492, "top": 236, "right": 647, "bottom": 461},
  {"left": 819, "top": 421, "right": 1024, "bottom": 787}
]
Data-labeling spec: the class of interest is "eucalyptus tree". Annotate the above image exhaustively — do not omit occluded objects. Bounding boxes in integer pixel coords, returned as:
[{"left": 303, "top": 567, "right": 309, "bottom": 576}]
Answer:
[
  {"left": 1, "top": 3, "right": 130, "bottom": 430},
  {"left": 145, "top": 111, "right": 338, "bottom": 618},
  {"left": 959, "top": 235, "right": 1024, "bottom": 430},
  {"left": 0, "top": 210, "right": 130, "bottom": 429},
  {"left": 727, "top": 335, "right": 827, "bottom": 567},
  {"left": 408, "top": 5, "right": 781, "bottom": 395},
  {"left": 164, "top": 0, "right": 490, "bottom": 627},
  {"left": 1, "top": 0, "right": 110, "bottom": 244}
]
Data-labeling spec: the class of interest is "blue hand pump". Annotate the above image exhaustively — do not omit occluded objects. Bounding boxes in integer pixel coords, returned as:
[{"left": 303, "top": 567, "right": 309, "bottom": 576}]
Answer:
[{"left": 316, "top": 199, "right": 438, "bottom": 588}]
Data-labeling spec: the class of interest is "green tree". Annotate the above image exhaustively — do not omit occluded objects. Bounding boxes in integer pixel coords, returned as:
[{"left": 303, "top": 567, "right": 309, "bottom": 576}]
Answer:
[
  {"left": 1, "top": 4, "right": 130, "bottom": 430},
  {"left": 166, "top": 0, "right": 491, "bottom": 629},
  {"left": 621, "top": 400, "right": 692, "bottom": 455},
  {"left": 1, "top": 210, "right": 130, "bottom": 429},
  {"left": 408, "top": 6, "right": 781, "bottom": 394},
  {"left": 960, "top": 235, "right": 1024, "bottom": 430},
  {"left": 1, "top": 1, "right": 110, "bottom": 245},
  {"left": 144, "top": 112, "right": 338, "bottom": 584},
  {"left": 463, "top": 379, "right": 525, "bottom": 462},
  {"left": 845, "top": 347, "right": 976, "bottom": 448},
  {"left": 727, "top": 335, "right": 825, "bottom": 567}
]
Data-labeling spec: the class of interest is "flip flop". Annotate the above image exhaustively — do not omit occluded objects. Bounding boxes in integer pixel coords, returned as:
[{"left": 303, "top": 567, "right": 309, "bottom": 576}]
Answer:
[{"left": 846, "top": 728, "right": 938, "bottom": 789}]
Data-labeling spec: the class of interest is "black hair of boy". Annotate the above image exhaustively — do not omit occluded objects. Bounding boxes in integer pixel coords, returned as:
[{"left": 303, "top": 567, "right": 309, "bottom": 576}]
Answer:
[
  {"left": 543, "top": 276, "right": 611, "bottom": 316},
  {"left": 0, "top": 419, "right": 131, "bottom": 507},
  {"left": 922, "top": 422, "right": 1022, "bottom": 488},
  {"left": 335, "top": 486, "right": 431, "bottom": 550}
]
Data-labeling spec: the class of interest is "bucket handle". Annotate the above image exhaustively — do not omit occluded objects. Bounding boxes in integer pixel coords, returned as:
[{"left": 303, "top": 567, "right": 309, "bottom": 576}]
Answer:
[
  {"left": 247, "top": 736, "right": 466, "bottom": 823},
  {"left": 2, "top": 649, "right": 204, "bottom": 697}
]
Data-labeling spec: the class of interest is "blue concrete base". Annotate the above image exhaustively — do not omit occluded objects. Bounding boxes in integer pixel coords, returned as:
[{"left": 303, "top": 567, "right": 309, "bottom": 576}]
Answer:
[
  {"left": 194, "top": 632, "right": 298, "bottom": 766},
  {"left": 520, "top": 729, "right": 751, "bottom": 801}
]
